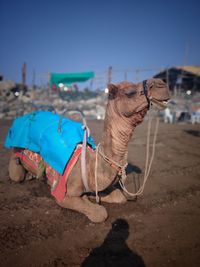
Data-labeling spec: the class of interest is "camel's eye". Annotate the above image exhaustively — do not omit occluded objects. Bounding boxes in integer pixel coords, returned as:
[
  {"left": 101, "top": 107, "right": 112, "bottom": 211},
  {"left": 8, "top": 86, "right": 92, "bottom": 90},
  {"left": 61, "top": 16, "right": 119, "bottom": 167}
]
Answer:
[{"left": 124, "top": 88, "right": 137, "bottom": 98}]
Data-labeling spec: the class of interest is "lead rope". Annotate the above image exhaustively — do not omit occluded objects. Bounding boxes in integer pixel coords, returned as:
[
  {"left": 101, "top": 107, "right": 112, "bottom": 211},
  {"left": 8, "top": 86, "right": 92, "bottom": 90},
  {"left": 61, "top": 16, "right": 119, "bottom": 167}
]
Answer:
[{"left": 119, "top": 112, "right": 159, "bottom": 197}]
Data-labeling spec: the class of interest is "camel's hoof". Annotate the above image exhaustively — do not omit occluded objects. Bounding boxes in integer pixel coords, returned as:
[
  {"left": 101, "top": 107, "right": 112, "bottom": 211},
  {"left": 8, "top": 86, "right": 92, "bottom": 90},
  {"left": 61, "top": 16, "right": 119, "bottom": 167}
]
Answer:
[{"left": 87, "top": 205, "right": 108, "bottom": 223}]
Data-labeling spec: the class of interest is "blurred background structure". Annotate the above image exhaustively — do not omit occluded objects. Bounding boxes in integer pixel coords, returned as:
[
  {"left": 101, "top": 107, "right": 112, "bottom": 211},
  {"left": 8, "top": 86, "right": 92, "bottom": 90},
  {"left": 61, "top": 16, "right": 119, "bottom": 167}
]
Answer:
[{"left": 0, "top": 0, "right": 200, "bottom": 122}]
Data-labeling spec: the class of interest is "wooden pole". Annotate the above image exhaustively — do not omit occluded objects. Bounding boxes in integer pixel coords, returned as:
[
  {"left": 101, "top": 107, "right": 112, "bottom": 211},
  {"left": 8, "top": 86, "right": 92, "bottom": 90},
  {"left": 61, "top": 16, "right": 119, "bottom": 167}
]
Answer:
[{"left": 107, "top": 66, "right": 112, "bottom": 84}]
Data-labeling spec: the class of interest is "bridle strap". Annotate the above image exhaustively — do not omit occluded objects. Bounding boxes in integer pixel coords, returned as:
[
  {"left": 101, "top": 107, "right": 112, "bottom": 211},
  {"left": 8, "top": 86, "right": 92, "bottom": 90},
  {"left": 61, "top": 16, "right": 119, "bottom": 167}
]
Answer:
[{"left": 141, "top": 80, "right": 151, "bottom": 110}]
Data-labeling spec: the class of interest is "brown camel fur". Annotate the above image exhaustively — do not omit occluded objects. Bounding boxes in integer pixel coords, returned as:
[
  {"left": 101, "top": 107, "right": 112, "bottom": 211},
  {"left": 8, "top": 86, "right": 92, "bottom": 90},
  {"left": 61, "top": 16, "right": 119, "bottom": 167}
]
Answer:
[{"left": 8, "top": 78, "right": 170, "bottom": 223}]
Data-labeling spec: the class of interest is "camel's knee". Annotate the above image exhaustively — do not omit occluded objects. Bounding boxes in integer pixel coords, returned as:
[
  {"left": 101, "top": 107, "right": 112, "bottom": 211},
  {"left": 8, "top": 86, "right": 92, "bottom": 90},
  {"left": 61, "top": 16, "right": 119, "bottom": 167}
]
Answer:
[
  {"left": 8, "top": 153, "right": 25, "bottom": 182},
  {"left": 57, "top": 195, "right": 108, "bottom": 223}
]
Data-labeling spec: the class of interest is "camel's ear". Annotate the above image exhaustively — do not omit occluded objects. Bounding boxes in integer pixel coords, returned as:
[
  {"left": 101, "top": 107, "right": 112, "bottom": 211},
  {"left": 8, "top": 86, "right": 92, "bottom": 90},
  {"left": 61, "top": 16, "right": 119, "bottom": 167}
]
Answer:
[
  {"left": 154, "top": 78, "right": 167, "bottom": 88},
  {"left": 146, "top": 79, "right": 155, "bottom": 89},
  {"left": 108, "top": 83, "right": 118, "bottom": 99}
]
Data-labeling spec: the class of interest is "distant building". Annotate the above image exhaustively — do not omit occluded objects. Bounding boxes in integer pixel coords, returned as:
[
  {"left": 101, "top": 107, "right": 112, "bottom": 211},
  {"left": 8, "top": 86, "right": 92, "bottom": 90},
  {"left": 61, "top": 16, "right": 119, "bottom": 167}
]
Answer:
[{"left": 153, "top": 66, "right": 200, "bottom": 93}]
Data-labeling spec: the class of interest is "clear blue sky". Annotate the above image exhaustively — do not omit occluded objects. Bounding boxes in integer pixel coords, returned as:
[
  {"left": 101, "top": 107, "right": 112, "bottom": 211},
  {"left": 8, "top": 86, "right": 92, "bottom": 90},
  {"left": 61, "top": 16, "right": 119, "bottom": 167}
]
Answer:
[{"left": 0, "top": 0, "right": 200, "bottom": 87}]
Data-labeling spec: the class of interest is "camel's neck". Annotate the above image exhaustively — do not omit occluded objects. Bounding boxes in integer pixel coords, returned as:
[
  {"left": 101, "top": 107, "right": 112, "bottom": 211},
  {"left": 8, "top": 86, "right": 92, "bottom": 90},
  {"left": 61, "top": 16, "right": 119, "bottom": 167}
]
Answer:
[
  {"left": 100, "top": 102, "right": 135, "bottom": 165},
  {"left": 87, "top": 102, "right": 146, "bottom": 192}
]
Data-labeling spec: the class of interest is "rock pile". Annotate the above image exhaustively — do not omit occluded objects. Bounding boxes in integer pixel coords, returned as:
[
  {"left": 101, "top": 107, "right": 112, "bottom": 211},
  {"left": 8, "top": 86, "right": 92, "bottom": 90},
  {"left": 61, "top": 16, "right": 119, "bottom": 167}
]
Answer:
[{"left": 0, "top": 86, "right": 106, "bottom": 120}]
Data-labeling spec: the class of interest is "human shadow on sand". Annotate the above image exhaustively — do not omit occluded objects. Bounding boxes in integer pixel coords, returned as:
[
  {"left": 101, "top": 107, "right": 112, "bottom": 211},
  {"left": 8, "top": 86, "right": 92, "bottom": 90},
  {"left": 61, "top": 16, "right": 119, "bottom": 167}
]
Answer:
[{"left": 81, "top": 218, "right": 146, "bottom": 267}]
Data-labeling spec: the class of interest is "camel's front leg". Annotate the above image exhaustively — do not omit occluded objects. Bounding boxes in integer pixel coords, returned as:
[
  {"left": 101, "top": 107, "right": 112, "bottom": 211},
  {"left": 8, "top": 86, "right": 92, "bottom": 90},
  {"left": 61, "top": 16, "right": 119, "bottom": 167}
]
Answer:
[
  {"left": 57, "top": 195, "right": 108, "bottom": 223},
  {"left": 88, "top": 188, "right": 127, "bottom": 204},
  {"left": 100, "top": 188, "right": 127, "bottom": 204}
]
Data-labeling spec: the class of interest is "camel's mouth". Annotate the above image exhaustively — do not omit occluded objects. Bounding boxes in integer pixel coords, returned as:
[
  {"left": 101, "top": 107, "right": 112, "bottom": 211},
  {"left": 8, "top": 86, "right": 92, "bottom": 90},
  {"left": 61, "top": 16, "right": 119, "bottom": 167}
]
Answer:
[{"left": 151, "top": 98, "right": 169, "bottom": 110}]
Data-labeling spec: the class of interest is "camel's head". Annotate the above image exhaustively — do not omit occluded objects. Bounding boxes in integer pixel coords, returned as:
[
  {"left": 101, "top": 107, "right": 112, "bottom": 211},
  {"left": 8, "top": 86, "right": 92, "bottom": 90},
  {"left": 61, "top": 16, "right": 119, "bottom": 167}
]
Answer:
[{"left": 107, "top": 78, "right": 170, "bottom": 122}]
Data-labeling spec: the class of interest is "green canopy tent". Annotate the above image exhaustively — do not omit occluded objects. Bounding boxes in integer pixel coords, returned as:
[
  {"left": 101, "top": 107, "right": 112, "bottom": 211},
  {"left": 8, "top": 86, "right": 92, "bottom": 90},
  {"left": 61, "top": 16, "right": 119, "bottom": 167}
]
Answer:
[{"left": 50, "top": 72, "right": 95, "bottom": 89}]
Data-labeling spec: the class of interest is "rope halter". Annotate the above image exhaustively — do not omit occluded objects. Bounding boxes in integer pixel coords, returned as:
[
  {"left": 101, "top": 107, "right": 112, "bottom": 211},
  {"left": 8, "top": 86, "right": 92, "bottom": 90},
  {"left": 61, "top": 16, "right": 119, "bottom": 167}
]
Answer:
[{"left": 140, "top": 80, "right": 152, "bottom": 110}]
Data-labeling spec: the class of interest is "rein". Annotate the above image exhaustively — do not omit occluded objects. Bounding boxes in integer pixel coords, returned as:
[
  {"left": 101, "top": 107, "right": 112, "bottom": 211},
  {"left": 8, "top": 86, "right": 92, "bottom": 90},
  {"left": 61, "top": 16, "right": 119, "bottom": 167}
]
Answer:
[{"left": 119, "top": 113, "right": 159, "bottom": 197}]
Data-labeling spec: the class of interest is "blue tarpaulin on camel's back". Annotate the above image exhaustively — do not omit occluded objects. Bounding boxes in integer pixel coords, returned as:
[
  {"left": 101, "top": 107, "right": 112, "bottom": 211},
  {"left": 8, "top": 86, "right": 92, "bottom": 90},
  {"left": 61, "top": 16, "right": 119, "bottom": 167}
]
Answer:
[{"left": 5, "top": 111, "right": 96, "bottom": 174}]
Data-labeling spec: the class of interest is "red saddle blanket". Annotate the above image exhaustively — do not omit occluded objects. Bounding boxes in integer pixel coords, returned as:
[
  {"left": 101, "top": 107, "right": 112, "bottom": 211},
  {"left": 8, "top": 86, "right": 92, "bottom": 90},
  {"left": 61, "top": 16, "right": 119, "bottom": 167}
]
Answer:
[{"left": 14, "top": 147, "right": 82, "bottom": 202}]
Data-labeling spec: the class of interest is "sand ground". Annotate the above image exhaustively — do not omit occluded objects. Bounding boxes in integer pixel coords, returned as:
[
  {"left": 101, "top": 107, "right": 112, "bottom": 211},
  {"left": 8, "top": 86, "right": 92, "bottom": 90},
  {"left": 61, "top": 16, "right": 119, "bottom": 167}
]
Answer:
[{"left": 0, "top": 119, "right": 200, "bottom": 267}]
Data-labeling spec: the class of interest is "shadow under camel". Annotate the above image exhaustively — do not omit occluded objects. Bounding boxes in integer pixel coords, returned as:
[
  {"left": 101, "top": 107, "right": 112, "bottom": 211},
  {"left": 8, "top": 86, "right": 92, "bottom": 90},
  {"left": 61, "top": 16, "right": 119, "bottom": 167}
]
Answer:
[
  {"left": 184, "top": 129, "right": 200, "bottom": 137},
  {"left": 81, "top": 218, "right": 146, "bottom": 267},
  {"left": 125, "top": 163, "right": 143, "bottom": 199}
]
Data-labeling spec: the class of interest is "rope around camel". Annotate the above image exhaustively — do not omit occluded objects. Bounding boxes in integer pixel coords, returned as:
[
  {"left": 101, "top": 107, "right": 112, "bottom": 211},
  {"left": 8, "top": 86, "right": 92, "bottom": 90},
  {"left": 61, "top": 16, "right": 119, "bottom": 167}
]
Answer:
[
  {"left": 94, "top": 111, "right": 160, "bottom": 202},
  {"left": 56, "top": 109, "right": 158, "bottom": 202},
  {"left": 70, "top": 108, "right": 160, "bottom": 202}
]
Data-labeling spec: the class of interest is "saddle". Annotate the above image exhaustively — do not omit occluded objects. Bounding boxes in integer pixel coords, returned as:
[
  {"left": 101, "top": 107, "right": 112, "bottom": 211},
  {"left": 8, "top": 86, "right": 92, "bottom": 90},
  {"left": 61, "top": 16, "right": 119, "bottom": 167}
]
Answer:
[{"left": 14, "top": 146, "right": 82, "bottom": 202}]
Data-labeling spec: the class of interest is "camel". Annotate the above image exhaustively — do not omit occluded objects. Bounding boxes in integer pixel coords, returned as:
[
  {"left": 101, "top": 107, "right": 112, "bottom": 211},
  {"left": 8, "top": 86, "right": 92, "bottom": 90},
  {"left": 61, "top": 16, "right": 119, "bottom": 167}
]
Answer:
[{"left": 6, "top": 79, "right": 170, "bottom": 223}]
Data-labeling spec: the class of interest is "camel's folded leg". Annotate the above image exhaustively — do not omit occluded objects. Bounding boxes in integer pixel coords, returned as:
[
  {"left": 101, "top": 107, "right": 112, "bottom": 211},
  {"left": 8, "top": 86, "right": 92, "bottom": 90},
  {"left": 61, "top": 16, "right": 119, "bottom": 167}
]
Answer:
[
  {"left": 97, "top": 188, "right": 127, "bottom": 204},
  {"left": 8, "top": 151, "right": 26, "bottom": 182},
  {"left": 57, "top": 195, "right": 108, "bottom": 223}
]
